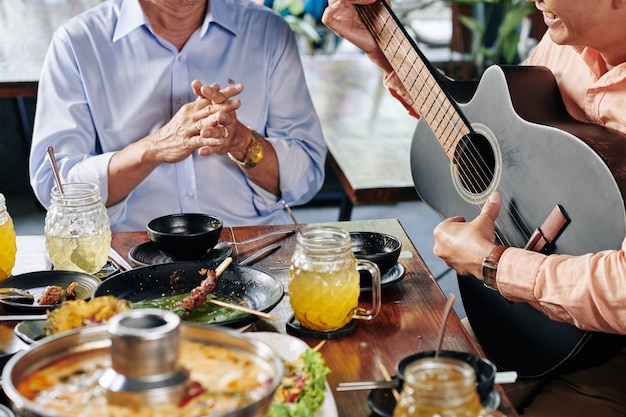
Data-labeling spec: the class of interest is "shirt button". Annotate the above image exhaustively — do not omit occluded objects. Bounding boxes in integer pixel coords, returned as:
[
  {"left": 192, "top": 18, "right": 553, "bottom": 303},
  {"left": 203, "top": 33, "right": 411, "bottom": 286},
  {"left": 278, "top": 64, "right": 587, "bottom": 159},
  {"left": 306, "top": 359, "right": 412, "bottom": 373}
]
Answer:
[
  {"left": 185, "top": 192, "right": 193, "bottom": 199},
  {"left": 177, "top": 100, "right": 183, "bottom": 108}
]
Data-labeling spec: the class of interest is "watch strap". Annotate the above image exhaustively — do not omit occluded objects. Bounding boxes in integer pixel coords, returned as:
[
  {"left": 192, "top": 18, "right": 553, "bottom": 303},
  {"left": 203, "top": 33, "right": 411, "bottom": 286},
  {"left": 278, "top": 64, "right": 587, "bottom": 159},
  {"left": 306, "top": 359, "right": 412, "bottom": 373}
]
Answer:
[
  {"left": 482, "top": 245, "right": 507, "bottom": 291},
  {"left": 227, "top": 127, "right": 264, "bottom": 169}
]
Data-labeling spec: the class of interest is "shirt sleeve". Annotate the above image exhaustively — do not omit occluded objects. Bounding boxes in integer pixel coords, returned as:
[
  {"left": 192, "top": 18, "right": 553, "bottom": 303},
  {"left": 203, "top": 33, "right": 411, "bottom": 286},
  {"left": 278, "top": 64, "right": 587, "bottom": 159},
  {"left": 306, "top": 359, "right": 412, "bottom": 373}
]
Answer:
[
  {"left": 383, "top": 71, "right": 420, "bottom": 119},
  {"left": 497, "top": 240, "right": 626, "bottom": 334}
]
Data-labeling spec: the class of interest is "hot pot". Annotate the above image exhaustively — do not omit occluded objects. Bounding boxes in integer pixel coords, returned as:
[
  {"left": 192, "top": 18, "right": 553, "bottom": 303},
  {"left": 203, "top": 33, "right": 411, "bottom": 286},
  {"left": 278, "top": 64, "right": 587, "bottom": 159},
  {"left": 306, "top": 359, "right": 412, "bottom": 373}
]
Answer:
[{"left": 1, "top": 309, "right": 284, "bottom": 417}]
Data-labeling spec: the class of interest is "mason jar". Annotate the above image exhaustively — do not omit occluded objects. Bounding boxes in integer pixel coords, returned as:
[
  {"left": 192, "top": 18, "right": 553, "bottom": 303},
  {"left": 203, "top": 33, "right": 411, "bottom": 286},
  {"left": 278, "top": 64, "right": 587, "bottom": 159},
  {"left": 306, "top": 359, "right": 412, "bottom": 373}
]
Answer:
[
  {"left": 288, "top": 226, "right": 381, "bottom": 332},
  {"left": 44, "top": 182, "right": 111, "bottom": 274},
  {"left": 0, "top": 193, "right": 17, "bottom": 280},
  {"left": 393, "top": 357, "right": 505, "bottom": 417}
]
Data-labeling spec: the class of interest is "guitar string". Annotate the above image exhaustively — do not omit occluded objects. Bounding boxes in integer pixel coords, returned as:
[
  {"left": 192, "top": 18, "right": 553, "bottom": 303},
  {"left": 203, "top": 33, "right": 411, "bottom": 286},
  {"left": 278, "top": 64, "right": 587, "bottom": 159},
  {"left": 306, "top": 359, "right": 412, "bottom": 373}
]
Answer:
[
  {"left": 357, "top": 2, "right": 532, "bottom": 248},
  {"left": 361, "top": 3, "right": 532, "bottom": 249}
]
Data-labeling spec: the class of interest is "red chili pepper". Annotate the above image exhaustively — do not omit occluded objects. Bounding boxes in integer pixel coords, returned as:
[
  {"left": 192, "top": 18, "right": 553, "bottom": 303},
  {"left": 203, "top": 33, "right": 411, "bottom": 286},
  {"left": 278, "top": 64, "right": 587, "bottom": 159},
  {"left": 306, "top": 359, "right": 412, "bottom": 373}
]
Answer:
[
  {"left": 285, "top": 375, "right": 307, "bottom": 403},
  {"left": 178, "top": 381, "right": 207, "bottom": 407}
]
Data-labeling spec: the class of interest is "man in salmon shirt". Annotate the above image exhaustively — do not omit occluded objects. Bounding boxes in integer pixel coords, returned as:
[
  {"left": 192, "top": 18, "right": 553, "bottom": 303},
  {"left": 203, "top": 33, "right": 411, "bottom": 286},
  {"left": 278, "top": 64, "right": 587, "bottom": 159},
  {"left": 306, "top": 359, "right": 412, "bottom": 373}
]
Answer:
[{"left": 323, "top": 0, "right": 626, "bottom": 415}]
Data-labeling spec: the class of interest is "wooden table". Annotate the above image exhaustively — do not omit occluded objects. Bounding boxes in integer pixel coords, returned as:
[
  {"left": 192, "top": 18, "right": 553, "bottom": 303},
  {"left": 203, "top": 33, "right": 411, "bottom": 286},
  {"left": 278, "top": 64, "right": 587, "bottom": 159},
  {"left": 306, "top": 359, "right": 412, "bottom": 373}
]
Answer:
[
  {"left": 110, "top": 219, "right": 518, "bottom": 416},
  {"left": 0, "top": 219, "right": 518, "bottom": 415},
  {"left": 302, "top": 56, "right": 420, "bottom": 220}
]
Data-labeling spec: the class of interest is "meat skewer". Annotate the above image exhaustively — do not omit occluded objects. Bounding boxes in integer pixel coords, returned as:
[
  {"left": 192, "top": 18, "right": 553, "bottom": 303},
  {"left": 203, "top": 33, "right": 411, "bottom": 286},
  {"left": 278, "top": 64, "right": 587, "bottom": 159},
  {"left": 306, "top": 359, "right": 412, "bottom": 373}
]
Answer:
[
  {"left": 173, "top": 257, "right": 275, "bottom": 321},
  {"left": 175, "top": 257, "right": 232, "bottom": 316}
]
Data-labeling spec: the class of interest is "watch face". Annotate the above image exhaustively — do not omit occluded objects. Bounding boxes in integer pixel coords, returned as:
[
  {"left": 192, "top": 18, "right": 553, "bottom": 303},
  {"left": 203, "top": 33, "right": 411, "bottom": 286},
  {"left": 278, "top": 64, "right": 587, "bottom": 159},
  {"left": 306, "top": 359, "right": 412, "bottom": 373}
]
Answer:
[{"left": 249, "top": 140, "right": 264, "bottom": 163}]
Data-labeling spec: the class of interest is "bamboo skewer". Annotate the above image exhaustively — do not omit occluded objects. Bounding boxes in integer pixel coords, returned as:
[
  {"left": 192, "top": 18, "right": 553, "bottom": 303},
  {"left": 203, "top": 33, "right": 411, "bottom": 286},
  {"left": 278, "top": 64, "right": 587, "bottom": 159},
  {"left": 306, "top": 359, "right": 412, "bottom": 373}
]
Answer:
[
  {"left": 209, "top": 257, "right": 276, "bottom": 321},
  {"left": 378, "top": 361, "right": 400, "bottom": 401}
]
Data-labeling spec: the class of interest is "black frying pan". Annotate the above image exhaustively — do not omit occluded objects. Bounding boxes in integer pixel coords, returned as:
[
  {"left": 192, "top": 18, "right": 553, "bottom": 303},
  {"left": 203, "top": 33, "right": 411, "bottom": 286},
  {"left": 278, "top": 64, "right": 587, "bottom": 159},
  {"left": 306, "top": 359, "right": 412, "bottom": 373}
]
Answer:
[{"left": 93, "top": 261, "right": 284, "bottom": 328}]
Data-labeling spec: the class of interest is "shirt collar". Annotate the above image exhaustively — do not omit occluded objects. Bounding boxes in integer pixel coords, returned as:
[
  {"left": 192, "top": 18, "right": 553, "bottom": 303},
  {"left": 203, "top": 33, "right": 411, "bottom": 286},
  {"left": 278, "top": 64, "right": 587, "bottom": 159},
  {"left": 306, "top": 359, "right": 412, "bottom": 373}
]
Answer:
[
  {"left": 205, "top": 0, "right": 239, "bottom": 37},
  {"left": 113, "top": 0, "right": 239, "bottom": 43},
  {"left": 113, "top": 0, "right": 147, "bottom": 42}
]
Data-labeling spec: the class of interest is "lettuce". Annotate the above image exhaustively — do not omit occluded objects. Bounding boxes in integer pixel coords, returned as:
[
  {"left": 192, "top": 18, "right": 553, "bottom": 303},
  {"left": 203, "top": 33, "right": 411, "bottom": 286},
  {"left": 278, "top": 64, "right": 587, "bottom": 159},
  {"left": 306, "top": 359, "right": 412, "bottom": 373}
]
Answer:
[{"left": 268, "top": 348, "right": 331, "bottom": 417}]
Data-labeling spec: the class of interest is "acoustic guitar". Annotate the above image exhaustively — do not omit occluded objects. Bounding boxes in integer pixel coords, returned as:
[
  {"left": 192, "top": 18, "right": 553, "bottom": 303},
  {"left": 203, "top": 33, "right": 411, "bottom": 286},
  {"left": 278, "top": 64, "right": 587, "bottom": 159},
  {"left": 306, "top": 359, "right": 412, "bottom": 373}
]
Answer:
[{"left": 356, "top": 0, "right": 626, "bottom": 377}]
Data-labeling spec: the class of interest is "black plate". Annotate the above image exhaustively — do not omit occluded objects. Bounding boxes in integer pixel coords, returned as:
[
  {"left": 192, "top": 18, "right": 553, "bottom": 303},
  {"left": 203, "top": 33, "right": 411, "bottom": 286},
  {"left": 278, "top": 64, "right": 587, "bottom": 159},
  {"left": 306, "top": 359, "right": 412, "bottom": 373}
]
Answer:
[
  {"left": 367, "top": 380, "right": 501, "bottom": 417},
  {"left": 93, "top": 260, "right": 283, "bottom": 328},
  {"left": 129, "top": 241, "right": 232, "bottom": 266},
  {"left": 0, "top": 271, "right": 101, "bottom": 313},
  {"left": 361, "top": 263, "right": 405, "bottom": 292}
]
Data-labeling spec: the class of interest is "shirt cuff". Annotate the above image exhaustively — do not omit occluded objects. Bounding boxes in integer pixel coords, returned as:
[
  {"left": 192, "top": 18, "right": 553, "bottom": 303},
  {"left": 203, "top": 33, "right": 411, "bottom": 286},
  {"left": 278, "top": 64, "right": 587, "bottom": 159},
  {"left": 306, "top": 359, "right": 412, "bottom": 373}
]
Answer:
[
  {"left": 383, "top": 72, "right": 420, "bottom": 119},
  {"left": 496, "top": 247, "right": 545, "bottom": 302}
]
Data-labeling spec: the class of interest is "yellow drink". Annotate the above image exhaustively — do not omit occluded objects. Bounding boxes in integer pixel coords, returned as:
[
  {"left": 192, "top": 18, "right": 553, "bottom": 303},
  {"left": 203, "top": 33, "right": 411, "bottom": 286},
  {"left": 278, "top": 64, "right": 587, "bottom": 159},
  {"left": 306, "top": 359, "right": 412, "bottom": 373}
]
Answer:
[
  {"left": 46, "top": 230, "right": 111, "bottom": 274},
  {"left": 393, "top": 358, "right": 504, "bottom": 417},
  {"left": 288, "top": 266, "right": 360, "bottom": 331},
  {"left": 0, "top": 216, "right": 16, "bottom": 280}
]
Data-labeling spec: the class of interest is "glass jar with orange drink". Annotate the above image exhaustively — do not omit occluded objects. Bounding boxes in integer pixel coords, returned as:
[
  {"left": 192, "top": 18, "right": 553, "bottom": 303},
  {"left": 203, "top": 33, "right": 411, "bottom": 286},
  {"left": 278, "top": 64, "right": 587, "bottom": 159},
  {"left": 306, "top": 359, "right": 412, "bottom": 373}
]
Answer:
[
  {"left": 0, "top": 193, "right": 17, "bottom": 281},
  {"left": 394, "top": 357, "right": 505, "bottom": 417},
  {"left": 288, "top": 226, "right": 381, "bottom": 332}
]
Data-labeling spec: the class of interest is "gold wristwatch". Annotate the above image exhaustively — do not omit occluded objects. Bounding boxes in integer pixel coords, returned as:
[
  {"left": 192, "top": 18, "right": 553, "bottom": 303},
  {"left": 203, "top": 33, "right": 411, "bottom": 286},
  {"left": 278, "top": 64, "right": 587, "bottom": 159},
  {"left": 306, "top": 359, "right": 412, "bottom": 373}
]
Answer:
[
  {"left": 228, "top": 127, "right": 265, "bottom": 169},
  {"left": 482, "top": 246, "right": 507, "bottom": 291}
]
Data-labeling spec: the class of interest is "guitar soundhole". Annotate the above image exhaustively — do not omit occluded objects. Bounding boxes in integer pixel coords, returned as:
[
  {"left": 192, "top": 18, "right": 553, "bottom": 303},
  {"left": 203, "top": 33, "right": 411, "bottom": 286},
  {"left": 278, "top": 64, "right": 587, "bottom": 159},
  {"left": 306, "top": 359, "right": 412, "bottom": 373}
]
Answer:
[{"left": 453, "top": 133, "right": 496, "bottom": 195}]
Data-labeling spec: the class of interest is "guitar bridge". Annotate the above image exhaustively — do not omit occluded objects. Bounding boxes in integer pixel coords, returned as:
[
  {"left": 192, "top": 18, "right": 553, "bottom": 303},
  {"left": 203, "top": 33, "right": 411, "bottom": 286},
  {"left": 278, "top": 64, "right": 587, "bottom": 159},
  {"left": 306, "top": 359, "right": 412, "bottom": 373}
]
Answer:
[{"left": 524, "top": 205, "right": 570, "bottom": 253}]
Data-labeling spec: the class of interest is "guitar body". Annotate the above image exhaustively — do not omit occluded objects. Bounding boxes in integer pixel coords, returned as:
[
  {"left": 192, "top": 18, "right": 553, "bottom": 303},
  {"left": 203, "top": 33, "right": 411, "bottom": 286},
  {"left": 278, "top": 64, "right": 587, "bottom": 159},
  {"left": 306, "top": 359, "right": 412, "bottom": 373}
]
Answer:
[{"left": 411, "top": 64, "right": 626, "bottom": 377}]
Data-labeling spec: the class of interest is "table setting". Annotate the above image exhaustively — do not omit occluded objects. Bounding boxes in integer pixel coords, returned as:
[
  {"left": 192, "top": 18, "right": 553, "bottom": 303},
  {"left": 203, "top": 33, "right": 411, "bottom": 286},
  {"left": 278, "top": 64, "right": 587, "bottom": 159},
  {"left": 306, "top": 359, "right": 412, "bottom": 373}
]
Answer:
[{"left": 0, "top": 200, "right": 519, "bottom": 417}]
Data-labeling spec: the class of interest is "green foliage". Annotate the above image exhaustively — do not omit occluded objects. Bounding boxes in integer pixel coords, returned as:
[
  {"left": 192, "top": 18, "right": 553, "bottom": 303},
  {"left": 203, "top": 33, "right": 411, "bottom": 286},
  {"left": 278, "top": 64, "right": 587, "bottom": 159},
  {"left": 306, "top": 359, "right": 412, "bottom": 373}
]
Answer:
[
  {"left": 271, "top": 0, "right": 322, "bottom": 44},
  {"left": 453, "top": 0, "right": 534, "bottom": 65}
]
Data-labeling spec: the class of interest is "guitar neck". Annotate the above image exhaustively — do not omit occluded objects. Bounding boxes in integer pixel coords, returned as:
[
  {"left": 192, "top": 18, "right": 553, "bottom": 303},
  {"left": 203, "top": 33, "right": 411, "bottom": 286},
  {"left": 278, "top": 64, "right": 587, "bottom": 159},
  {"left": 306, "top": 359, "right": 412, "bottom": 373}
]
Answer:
[{"left": 355, "top": 0, "right": 470, "bottom": 160}]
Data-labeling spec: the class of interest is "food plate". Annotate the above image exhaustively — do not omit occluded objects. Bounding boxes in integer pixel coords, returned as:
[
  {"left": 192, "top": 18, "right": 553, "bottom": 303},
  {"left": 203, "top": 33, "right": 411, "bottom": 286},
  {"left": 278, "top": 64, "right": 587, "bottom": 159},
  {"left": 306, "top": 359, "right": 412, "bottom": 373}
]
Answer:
[
  {"left": 93, "top": 261, "right": 283, "bottom": 328},
  {"left": 361, "top": 263, "right": 405, "bottom": 292},
  {"left": 14, "top": 320, "right": 46, "bottom": 344},
  {"left": 0, "top": 271, "right": 101, "bottom": 313},
  {"left": 129, "top": 241, "right": 232, "bottom": 266},
  {"left": 367, "top": 382, "right": 501, "bottom": 417},
  {"left": 246, "top": 332, "right": 338, "bottom": 417}
]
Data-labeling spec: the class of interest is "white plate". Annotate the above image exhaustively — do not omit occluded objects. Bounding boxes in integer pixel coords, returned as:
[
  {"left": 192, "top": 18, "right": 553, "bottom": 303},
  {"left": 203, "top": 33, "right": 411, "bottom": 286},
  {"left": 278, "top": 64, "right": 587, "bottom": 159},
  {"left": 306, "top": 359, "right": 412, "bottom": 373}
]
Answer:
[{"left": 246, "top": 332, "right": 338, "bottom": 417}]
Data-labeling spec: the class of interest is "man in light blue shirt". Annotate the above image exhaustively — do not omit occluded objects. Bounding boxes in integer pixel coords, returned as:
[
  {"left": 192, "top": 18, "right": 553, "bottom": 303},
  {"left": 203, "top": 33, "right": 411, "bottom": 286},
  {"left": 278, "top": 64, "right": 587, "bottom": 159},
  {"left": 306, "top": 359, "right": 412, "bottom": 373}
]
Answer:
[{"left": 30, "top": 0, "right": 326, "bottom": 231}]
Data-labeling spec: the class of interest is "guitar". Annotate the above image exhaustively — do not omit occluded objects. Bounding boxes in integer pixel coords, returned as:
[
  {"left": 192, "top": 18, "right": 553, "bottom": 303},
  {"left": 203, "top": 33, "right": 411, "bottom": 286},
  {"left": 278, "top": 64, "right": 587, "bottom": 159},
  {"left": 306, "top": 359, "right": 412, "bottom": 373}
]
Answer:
[{"left": 356, "top": 1, "right": 626, "bottom": 377}]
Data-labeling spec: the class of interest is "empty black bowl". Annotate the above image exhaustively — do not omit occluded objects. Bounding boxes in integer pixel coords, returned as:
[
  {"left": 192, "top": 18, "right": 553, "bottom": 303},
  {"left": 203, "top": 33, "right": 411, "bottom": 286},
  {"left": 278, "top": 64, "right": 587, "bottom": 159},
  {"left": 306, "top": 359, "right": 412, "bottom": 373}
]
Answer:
[
  {"left": 147, "top": 213, "right": 223, "bottom": 261},
  {"left": 350, "top": 232, "right": 402, "bottom": 275},
  {"left": 396, "top": 350, "right": 497, "bottom": 402}
]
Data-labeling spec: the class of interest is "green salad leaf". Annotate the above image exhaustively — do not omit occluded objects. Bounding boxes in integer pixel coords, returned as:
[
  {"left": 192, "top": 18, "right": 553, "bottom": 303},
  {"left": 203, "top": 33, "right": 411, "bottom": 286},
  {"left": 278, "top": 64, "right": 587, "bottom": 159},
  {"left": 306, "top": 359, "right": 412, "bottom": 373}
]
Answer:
[{"left": 268, "top": 348, "right": 331, "bottom": 417}]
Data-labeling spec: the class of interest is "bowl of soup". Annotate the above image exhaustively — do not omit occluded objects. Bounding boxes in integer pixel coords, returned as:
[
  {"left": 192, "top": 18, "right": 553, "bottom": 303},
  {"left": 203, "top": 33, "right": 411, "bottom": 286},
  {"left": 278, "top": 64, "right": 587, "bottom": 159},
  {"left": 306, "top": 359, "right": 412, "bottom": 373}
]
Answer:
[{"left": 2, "top": 309, "right": 283, "bottom": 417}]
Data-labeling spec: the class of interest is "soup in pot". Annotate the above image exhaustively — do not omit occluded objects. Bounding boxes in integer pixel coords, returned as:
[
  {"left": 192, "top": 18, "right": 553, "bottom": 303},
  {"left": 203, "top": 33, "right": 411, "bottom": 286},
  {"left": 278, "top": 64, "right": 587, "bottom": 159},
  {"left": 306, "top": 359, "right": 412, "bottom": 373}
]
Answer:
[{"left": 17, "top": 341, "right": 274, "bottom": 417}]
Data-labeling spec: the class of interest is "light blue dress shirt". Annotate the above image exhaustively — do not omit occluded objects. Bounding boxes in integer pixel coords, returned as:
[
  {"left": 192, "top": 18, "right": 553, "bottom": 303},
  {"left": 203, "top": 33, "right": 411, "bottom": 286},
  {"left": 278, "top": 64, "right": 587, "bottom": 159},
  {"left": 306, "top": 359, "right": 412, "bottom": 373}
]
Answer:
[{"left": 30, "top": 0, "right": 326, "bottom": 231}]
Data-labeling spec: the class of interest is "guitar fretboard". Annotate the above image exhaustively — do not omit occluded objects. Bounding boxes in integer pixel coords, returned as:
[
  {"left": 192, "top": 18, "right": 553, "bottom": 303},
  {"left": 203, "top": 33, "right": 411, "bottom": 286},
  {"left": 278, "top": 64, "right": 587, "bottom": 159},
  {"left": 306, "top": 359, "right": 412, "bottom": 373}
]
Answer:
[{"left": 356, "top": 1, "right": 471, "bottom": 161}]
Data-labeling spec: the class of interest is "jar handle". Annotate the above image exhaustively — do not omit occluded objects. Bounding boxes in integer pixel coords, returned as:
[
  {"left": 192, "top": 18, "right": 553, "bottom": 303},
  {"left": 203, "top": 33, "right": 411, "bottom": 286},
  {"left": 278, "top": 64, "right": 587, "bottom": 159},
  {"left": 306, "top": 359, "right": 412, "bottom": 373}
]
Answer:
[{"left": 353, "top": 260, "right": 381, "bottom": 320}]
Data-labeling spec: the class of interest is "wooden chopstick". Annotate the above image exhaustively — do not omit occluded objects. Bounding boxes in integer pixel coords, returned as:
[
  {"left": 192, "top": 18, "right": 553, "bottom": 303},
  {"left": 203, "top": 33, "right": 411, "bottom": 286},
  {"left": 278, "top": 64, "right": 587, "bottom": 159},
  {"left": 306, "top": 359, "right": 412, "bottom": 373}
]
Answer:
[
  {"left": 215, "top": 257, "right": 233, "bottom": 277},
  {"left": 209, "top": 257, "right": 276, "bottom": 321},
  {"left": 378, "top": 361, "right": 400, "bottom": 401}
]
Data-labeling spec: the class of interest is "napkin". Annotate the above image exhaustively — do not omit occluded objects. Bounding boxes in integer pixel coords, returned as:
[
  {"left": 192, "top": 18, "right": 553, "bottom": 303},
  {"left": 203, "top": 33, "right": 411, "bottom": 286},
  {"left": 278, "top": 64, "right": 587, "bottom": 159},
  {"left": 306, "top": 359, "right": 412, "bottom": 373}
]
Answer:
[{"left": 12, "top": 235, "right": 52, "bottom": 275}]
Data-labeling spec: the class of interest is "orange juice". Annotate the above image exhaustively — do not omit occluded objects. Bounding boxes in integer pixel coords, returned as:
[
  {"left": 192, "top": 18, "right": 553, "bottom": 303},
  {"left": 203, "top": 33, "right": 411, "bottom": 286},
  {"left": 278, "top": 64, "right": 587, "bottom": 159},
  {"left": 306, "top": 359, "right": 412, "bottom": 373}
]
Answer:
[
  {"left": 287, "top": 226, "right": 381, "bottom": 332},
  {"left": 393, "top": 358, "right": 503, "bottom": 417},
  {"left": 0, "top": 194, "right": 16, "bottom": 280},
  {"left": 288, "top": 266, "right": 360, "bottom": 331}
]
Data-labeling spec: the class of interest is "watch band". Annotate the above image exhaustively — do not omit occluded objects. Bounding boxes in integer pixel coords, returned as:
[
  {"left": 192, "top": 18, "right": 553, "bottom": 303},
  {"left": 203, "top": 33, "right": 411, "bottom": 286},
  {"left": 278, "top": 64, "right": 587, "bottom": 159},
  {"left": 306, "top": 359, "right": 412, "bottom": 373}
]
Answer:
[
  {"left": 227, "top": 127, "right": 264, "bottom": 169},
  {"left": 482, "top": 245, "right": 507, "bottom": 291}
]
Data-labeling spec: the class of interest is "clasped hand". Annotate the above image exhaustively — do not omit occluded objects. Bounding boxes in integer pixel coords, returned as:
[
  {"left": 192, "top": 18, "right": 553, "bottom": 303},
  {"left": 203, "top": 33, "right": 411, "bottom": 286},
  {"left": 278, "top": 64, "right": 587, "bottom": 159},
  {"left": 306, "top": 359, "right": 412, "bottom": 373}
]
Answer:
[{"left": 152, "top": 79, "right": 248, "bottom": 162}]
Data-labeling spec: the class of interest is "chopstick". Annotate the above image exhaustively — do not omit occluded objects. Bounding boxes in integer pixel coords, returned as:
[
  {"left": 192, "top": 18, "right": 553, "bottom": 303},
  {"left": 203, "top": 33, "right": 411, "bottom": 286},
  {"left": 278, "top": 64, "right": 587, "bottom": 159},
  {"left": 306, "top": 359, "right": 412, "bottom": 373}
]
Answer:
[
  {"left": 378, "top": 361, "right": 400, "bottom": 401},
  {"left": 336, "top": 370, "right": 519, "bottom": 392},
  {"left": 108, "top": 248, "right": 134, "bottom": 272},
  {"left": 336, "top": 380, "right": 398, "bottom": 391},
  {"left": 207, "top": 257, "right": 276, "bottom": 321}
]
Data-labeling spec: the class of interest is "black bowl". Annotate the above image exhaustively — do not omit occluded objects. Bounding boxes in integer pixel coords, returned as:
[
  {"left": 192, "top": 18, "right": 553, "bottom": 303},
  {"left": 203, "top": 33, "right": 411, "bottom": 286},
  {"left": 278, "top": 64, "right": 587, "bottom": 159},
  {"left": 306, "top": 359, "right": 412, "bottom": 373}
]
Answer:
[
  {"left": 147, "top": 213, "right": 223, "bottom": 261},
  {"left": 396, "top": 350, "right": 497, "bottom": 402},
  {"left": 350, "top": 232, "right": 402, "bottom": 275}
]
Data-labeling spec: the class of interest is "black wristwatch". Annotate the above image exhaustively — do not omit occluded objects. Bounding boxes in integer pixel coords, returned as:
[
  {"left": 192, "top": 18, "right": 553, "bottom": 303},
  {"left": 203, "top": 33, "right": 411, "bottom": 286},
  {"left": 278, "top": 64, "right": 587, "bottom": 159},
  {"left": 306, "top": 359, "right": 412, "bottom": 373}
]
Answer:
[{"left": 482, "top": 246, "right": 507, "bottom": 291}]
